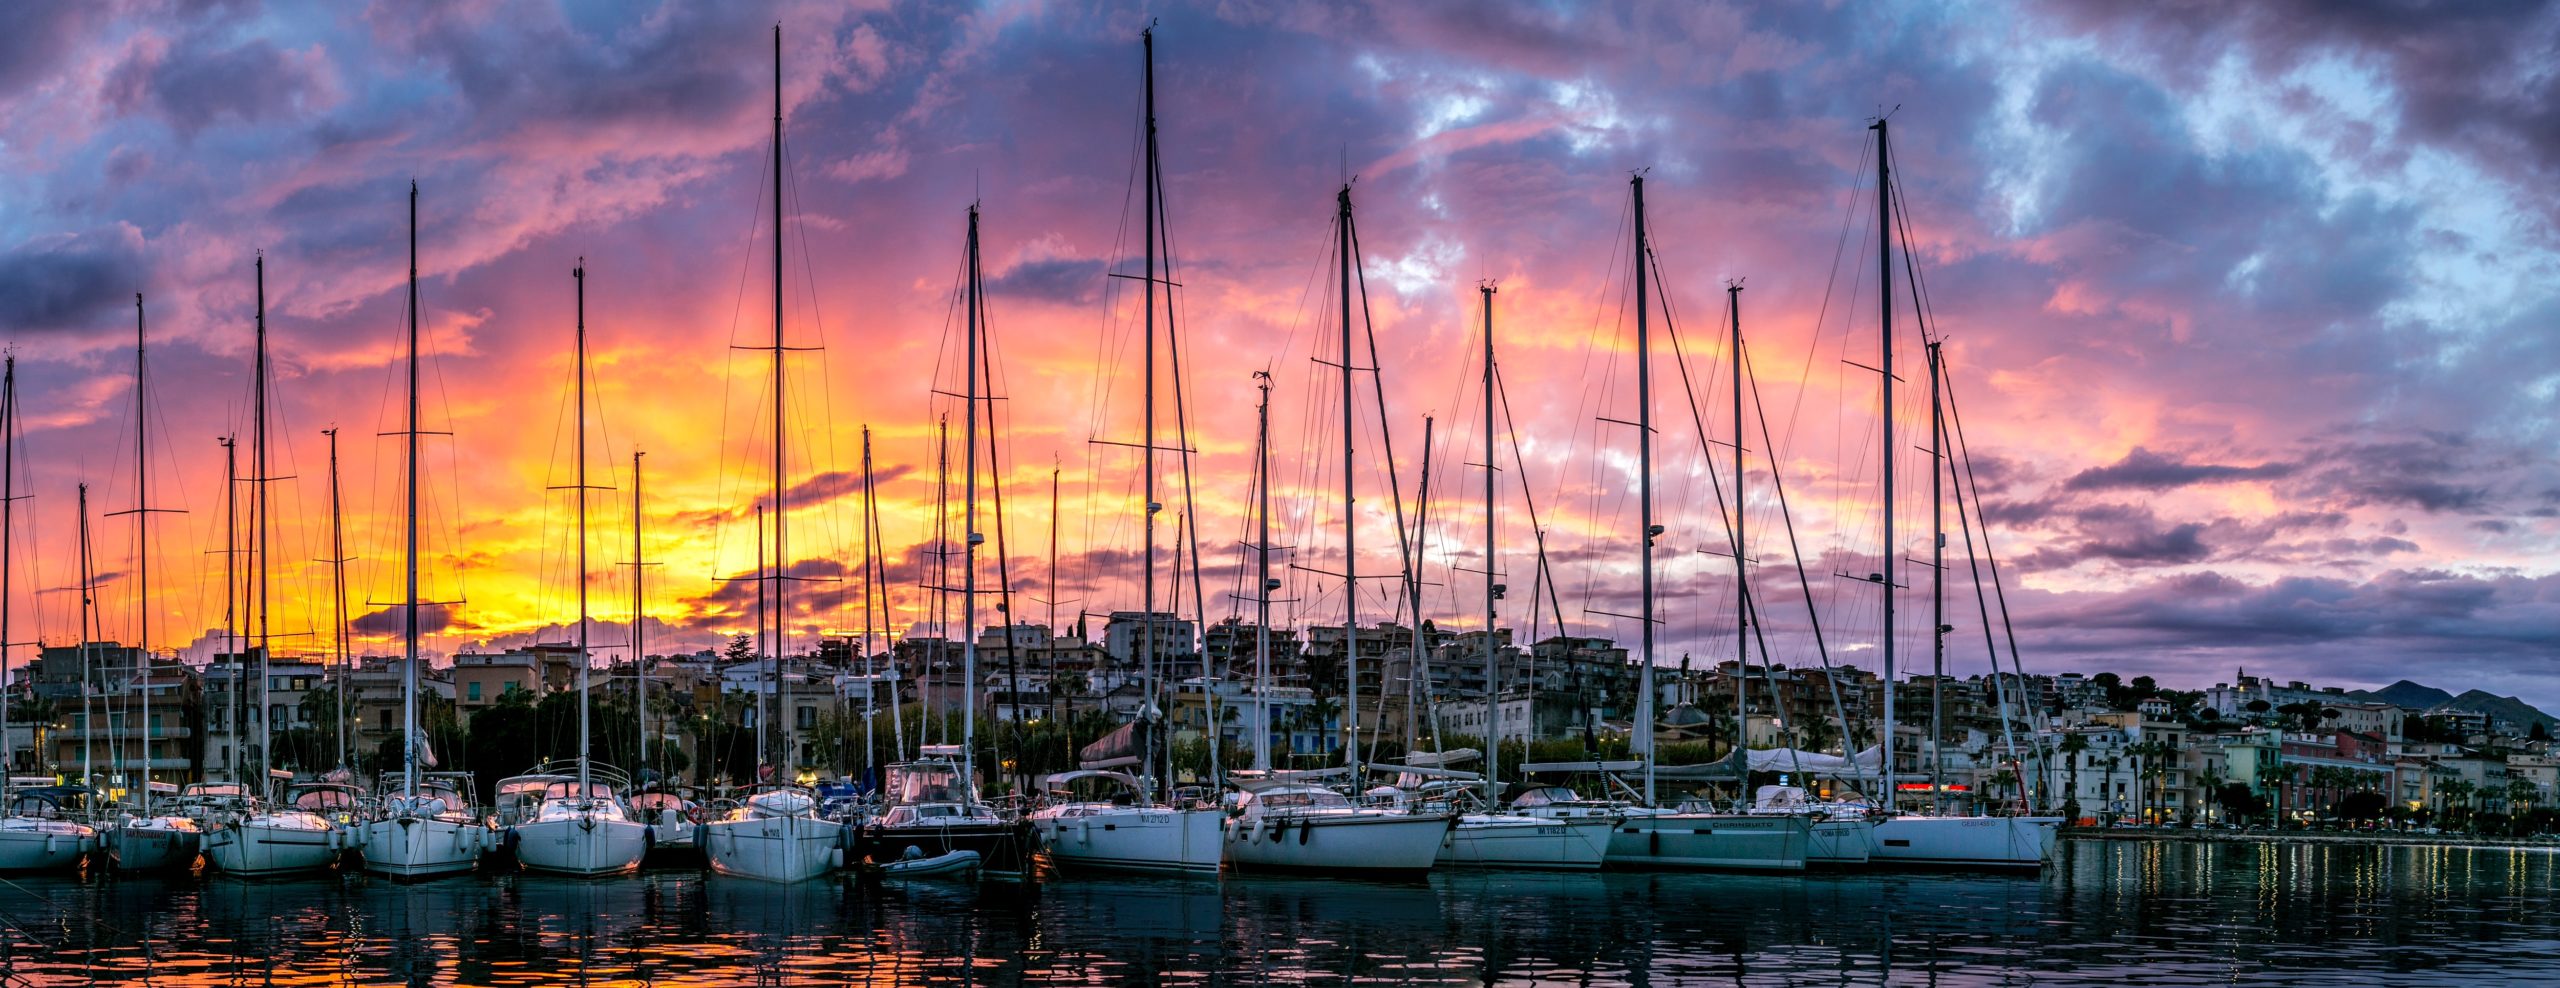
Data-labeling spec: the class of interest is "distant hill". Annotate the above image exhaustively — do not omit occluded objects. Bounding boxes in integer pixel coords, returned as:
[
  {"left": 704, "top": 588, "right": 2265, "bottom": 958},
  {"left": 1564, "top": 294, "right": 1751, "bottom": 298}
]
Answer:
[
  {"left": 2355, "top": 679, "right": 2454, "bottom": 711},
  {"left": 2350, "top": 680, "right": 2558, "bottom": 733},
  {"left": 2448, "top": 689, "right": 2560, "bottom": 734}
]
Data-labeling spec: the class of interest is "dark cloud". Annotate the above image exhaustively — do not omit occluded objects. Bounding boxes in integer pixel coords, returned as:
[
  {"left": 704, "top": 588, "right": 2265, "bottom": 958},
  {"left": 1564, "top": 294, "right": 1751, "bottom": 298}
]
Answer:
[
  {"left": 2021, "top": 568, "right": 2560, "bottom": 660},
  {"left": 0, "top": 228, "right": 148, "bottom": 334},
  {"left": 2292, "top": 432, "right": 2504, "bottom": 514},
  {"left": 350, "top": 602, "right": 462, "bottom": 638},
  {"left": 986, "top": 257, "right": 1105, "bottom": 305},
  {"left": 2063, "top": 447, "right": 2293, "bottom": 492},
  {"left": 105, "top": 33, "right": 333, "bottom": 136},
  {"left": 2039, "top": 0, "right": 2560, "bottom": 224},
  {"left": 0, "top": 5, "right": 102, "bottom": 98}
]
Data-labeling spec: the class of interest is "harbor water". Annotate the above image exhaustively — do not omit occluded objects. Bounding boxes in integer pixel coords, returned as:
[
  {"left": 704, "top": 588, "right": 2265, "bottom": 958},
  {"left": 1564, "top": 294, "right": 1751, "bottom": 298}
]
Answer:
[{"left": 1, "top": 839, "right": 2554, "bottom": 985}]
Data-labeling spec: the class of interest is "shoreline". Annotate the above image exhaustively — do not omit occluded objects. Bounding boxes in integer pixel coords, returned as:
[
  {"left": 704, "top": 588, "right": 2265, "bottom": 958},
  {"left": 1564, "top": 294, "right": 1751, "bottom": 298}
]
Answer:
[{"left": 2062, "top": 827, "right": 2560, "bottom": 852}]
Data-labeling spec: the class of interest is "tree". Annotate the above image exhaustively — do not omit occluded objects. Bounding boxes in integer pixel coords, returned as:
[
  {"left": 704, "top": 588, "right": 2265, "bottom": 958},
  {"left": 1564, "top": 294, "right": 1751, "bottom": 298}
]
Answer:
[
  {"left": 457, "top": 686, "right": 538, "bottom": 803},
  {"left": 2215, "top": 781, "right": 2266, "bottom": 820},
  {"left": 2337, "top": 789, "right": 2387, "bottom": 823},
  {"left": 2096, "top": 755, "right": 2124, "bottom": 823}
]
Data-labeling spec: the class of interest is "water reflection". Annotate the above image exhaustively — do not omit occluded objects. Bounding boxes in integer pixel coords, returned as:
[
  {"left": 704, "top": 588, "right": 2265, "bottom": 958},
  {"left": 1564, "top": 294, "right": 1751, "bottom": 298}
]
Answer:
[{"left": 0, "top": 842, "right": 2555, "bottom": 984}]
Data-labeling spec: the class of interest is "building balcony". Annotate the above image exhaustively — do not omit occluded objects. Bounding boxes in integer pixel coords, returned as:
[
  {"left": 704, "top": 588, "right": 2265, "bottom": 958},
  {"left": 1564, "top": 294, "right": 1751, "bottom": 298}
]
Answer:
[{"left": 58, "top": 725, "right": 195, "bottom": 740}]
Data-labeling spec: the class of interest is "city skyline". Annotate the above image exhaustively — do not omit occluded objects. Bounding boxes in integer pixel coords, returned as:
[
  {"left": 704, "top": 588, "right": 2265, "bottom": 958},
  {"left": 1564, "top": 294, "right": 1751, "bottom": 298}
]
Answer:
[{"left": 0, "top": 2, "right": 2551, "bottom": 709}]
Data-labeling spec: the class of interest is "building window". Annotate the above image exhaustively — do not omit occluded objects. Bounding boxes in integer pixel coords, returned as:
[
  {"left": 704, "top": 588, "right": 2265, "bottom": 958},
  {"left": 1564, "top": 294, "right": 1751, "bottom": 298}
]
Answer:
[
  {"left": 797, "top": 707, "right": 817, "bottom": 730},
  {"left": 379, "top": 710, "right": 392, "bottom": 730},
  {"left": 503, "top": 680, "right": 520, "bottom": 694},
  {"left": 467, "top": 682, "right": 482, "bottom": 702}
]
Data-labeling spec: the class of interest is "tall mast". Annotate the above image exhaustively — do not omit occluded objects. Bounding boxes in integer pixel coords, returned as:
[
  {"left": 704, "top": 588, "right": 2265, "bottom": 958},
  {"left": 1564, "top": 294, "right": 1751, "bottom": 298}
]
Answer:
[
  {"left": 1047, "top": 463, "right": 1062, "bottom": 762},
  {"left": 857, "top": 431, "right": 877, "bottom": 776},
  {"left": 0, "top": 355, "right": 14, "bottom": 804},
  {"left": 1632, "top": 174, "right": 1657, "bottom": 805},
  {"left": 326, "top": 427, "right": 347, "bottom": 772},
  {"left": 256, "top": 246, "right": 276, "bottom": 794},
  {"left": 402, "top": 182, "right": 421, "bottom": 797},
  {"left": 1138, "top": 26, "right": 1161, "bottom": 797},
  {"left": 133, "top": 294, "right": 154, "bottom": 814},
  {"left": 573, "top": 260, "right": 592, "bottom": 801},
  {"left": 1730, "top": 280, "right": 1748, "bottom": 785},
  {"left": 1872, "top": 118, "right": 1897, "bottom": 804},
  {"left": 961, "top": 204, "right": 981, "bottom": 789},
  {"left": 76, "top": 484, "right": 92, "bottom": 792},
  {"left": 1407, "top": 416, "right": 1434, "bottom": 756},
  {"left": 1252, "top": 371, "right": 1273, "bottom": 773},
  {"left": 220, "top": 435, "right": 237, "bottom": 785},
  {"left": 769, "top": 22, "right": 791, "bottom": 782},
  {"left": 1337, "top": 183, "right": 1360, "bottom": 776},
  {"left": 632, "top": 449, "right": 647, "bottom": 776},
  {"left": 1480, "top": 284, "right": 1499, "bottom": 790},
  {"left": 1928, "top": 339, "right": 1947, "bottom": 814},
  {"left": 929, "top": 419, "right": 945, "bottom": 751},
  {"left": 866, "top": 428, "right": 900, "bottom": 764},
  {"left": 754, "top": 504, "right": 767, "bottom": 770}
]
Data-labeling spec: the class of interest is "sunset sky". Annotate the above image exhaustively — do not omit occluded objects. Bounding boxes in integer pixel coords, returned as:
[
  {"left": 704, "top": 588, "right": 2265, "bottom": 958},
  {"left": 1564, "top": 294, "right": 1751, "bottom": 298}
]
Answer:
[{"left": 0, "top": 1, "right": 2553, "bottom": 707}]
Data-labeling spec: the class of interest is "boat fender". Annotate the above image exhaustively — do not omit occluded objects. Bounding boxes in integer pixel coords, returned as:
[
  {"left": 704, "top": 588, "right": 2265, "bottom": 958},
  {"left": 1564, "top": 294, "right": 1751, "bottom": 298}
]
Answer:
[
  {"left": 643, "top": 824, "right": 657, "bottom": 849},
  {"left": 1298, "top": 818, "right": 1311, "bottom": 845},
  {"left": 1267, "top": 817, "right": 1286, "bottom": 843}
]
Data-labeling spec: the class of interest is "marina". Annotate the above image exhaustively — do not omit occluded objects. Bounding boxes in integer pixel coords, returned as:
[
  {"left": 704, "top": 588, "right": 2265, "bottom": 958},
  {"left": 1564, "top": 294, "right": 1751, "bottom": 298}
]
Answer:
[
  {"left": 0, "top": 0, "right": 2548, "bottom": 982},
  {"left": 0, "top": 839, "right": 2549, "bottom": 985}
]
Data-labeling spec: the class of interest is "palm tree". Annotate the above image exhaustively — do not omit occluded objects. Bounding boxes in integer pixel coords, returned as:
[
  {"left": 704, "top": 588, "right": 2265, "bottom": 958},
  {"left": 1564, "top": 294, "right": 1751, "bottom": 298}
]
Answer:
[
  {"left": 2058, "top": 734, "right": 2090, "bottom": 823},
  {"left": 1989, "top": 768, "right": 2020, "bottom": 811},
  {"left": 2096, "top": 755, "right": 2124, "bottom": 824},
  {"left": 2505, "top": 778, "right": 2537, "bottom": 836}
]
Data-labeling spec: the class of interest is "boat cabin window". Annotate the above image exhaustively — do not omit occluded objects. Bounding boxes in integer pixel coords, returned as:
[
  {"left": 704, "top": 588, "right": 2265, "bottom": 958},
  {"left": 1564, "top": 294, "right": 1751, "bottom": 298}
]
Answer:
[
  {"left": 539, "top": 781, "right": 617, "bottom": 802},
  {"left": 1255, "top": 789, "right": 1348, "bottom": 810},
  {"left": 889, "top": 763, "right": 965, "bottom": 804},
  {"left": 292, "top": 788, "right": 359, "bottom": 811}
]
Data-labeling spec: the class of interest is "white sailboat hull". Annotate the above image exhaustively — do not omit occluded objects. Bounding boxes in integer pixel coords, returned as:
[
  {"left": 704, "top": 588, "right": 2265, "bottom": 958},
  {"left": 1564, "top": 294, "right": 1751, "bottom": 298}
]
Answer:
[
  {"left": 515, "top": 816, "right": 649, "bottom": 877},
  {"left": 0, "top": 822, "right": 94, "bottom": 871},
  {"left": 356, "top": 817, "right": 486, "bottom": 878},
  {"left": 107, "top": 819, "right": 201, "bottom": 871},
  {"left": 1868, "top": 815, "right": 2059, "bottom": 870},
  {"left": 1438, "top": 815, "right": 1614, "bottom": 870},
  {"left": 1605, "top": 813, "right": 1810, "bottom": 871},
  {"left": 1807, "top": 817, "right": 1874, "bottom": 865},
  {"left": 1035, "top": 806, "right": 1223, "bottom": 873},
  {"left": 204, "top": 818, "right": 341, "bottom": 877},
  {"left": 1224, "top": 812, "right": 1450, "bottom": 874},
  {"left": 704, "top": 815, "right": 844, "bottom": 883}
]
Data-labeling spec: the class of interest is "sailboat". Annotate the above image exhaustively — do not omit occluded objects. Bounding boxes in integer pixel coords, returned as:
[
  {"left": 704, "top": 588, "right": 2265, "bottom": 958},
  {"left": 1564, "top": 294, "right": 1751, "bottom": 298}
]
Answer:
[
  {"left": 701, "top": 25, "right": 846, "bottom": 883},
  {"left": 0, "top": 355, "right": 94, "bottom": 872},
  {"left": 204, "top": 254, "right": 354, "bottom": 878},
  {"left": 1421, "top": 285, "right": 1614, "bottom": 872},
  {"left": 1516, "top": 175, "right": 1809, "bottom": 872},
  {"left": 512, "top": 261, "right": 651, "bottom": 877},
  {"left": 1856, "top": 119, "right": 2059, "bottom": 871},
  {"left": 1027, "top": 27, "right": 1221, "bottom": 876},
  {"left": 102, "top": 294, "right": 201, "bottom": 871},
  {"left": 1223, "top": 183, "right": 1453, "bottom": 876},
  {"left": 853, "top": 205, "right": 1039, "bottom": 878},
  {"left": 354, "top": 183, "right": 493, "bottom": 879},
  {"left": 1705, "top": 280, "right": 1876, "bottom": 867}
]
